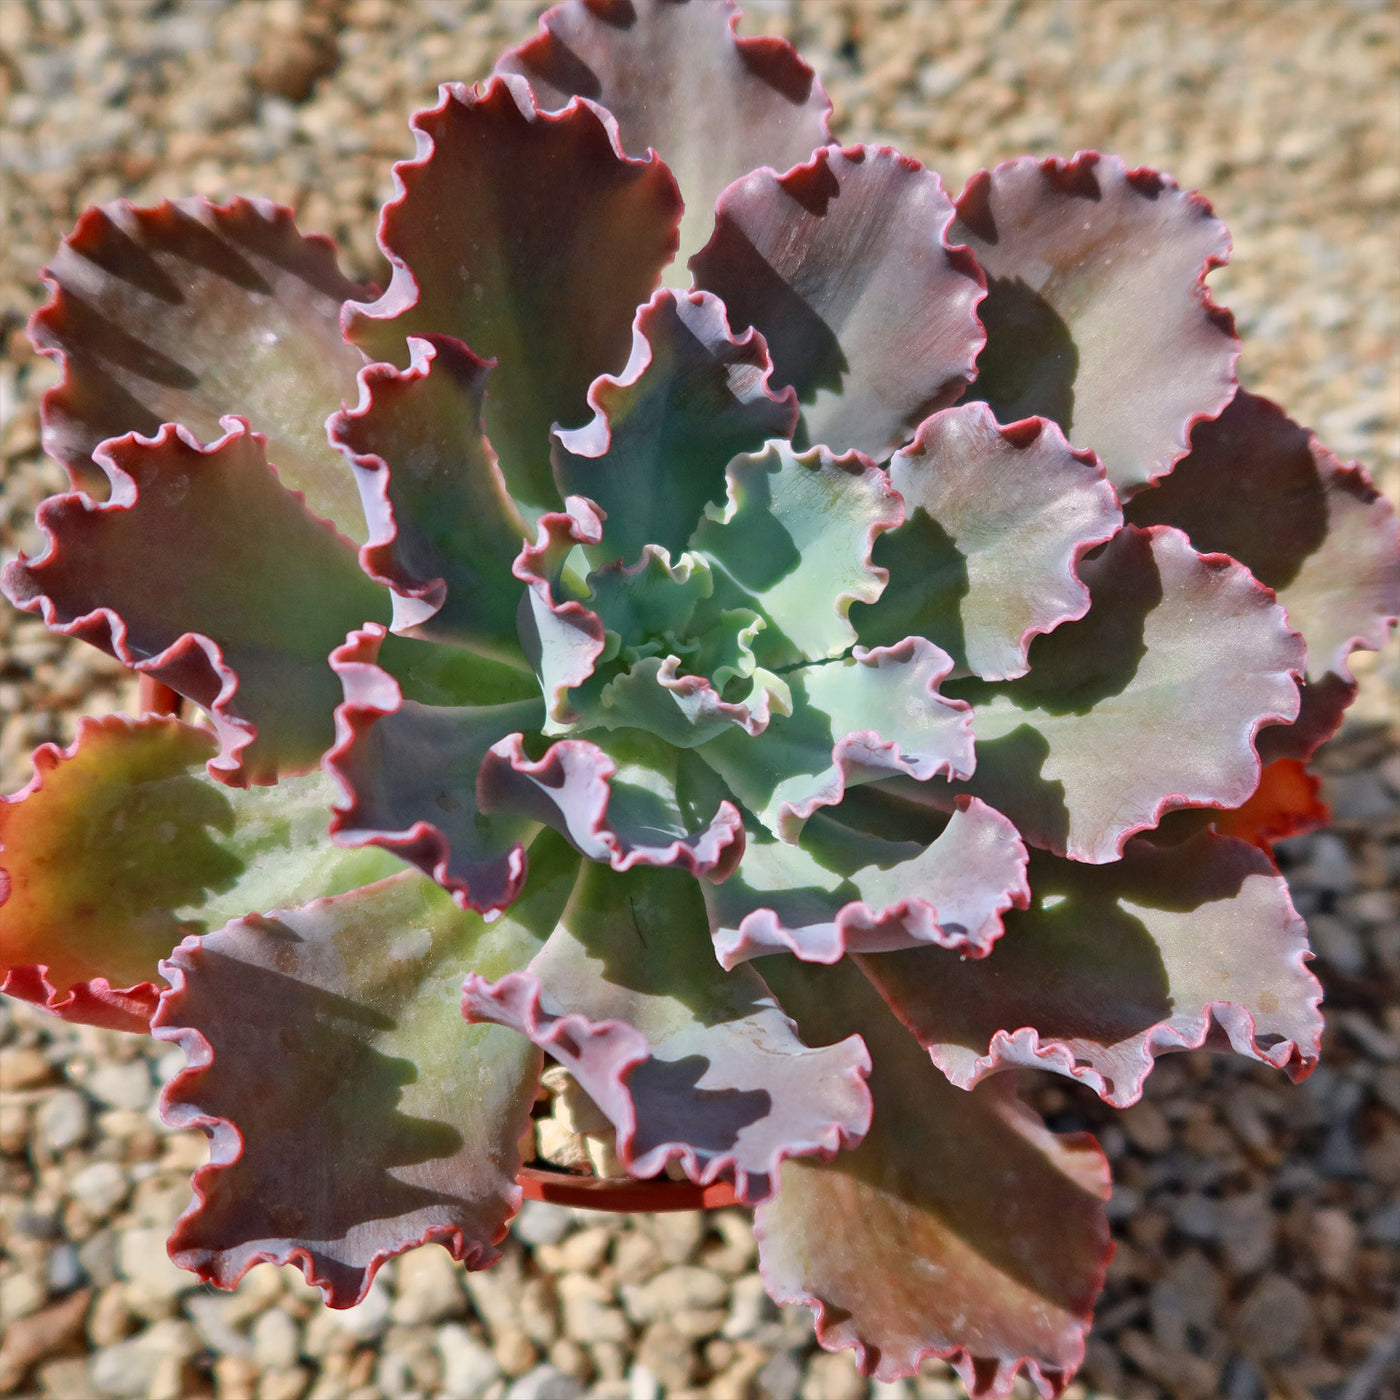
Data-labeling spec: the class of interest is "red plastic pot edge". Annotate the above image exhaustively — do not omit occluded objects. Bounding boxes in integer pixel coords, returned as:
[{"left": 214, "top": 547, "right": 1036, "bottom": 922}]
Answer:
[{"left": 517, "top": 1165, "right": 741, "bottom": 1213}]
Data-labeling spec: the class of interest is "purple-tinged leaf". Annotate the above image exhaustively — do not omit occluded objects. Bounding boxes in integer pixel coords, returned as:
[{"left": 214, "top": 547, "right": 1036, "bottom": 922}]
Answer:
[
  {"left": 1125, "top": 389, "right": 1400, "bottom": 681},
  {"left": 951, "top": 153, "right": 1238, "bottom": 494},
  {"left": 513, "top": 500, "right": 609, "bottom": 730},
  {"left": 479, "top": 730, "right": 745, "bottom": 882},
  {"left": 344, "top": 76, "right": 681, "bottom": 511},
  {"left": 854, "top": 404, "right": 1121, "bottom": 680},
  {"left": 328, "top": 335, "right": 529, "bottom": 647},
  {"left": 708, "top": 796, "right": 1028, "bottom": 968},
  {"left": 1256, "top": 672, "right": 1357, "bottom": 765},
  {"left": 154, "top": 862, "right": 568, "bottom": 1305},
  {"left": 755, "top": 957, "right": 1110, "bottom": 1395},
  {"left": 954, "top": 526, "right": 1302, "bottom": 862},
  {"left": 861, "top": 831, "right": 1321, "bottom": 1109},
  {"left": 691, "top": 145, "right": 985, "bottom": 461},
  {"left": 497, "top": 0, "right": 832, "bottom": 275},
  {"left": 30, "top": 197, "right": 371, "bottom": 538},
  {"left": 2, "top": 421, "right": 390, "bottom": 785},
  {"left": 325, "top": 625, "right": 542, "bottom": 914},
  {"left": 463, "top": 860, "right": 871, "bottom": 1203},
  {"left": 700, "top": 638, "right": 974, "bottom": 842},
  {"left": 552, "top": 289, "right": 797, "bottom": 564},
  {"left": 691, "top": 441, "right": 904, "bottom": 665}
]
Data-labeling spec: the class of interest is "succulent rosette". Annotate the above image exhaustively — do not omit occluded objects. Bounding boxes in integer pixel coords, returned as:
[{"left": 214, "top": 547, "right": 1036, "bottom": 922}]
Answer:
[{"left": 2, "top": 2, "right": 1397, "bottom": 1394}]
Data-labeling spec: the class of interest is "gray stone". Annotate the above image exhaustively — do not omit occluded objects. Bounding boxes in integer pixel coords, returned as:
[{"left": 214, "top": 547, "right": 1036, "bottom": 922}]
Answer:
[
  {"left": 436, "top": 1322, "right": 503, "bottom": 1399},
  {"left": 68, "top": 1161, "right": 130, "bottom": 1220},
  {"left": 35, "top": 1090, "right": 90, "bottom": 1154},
  {"left": 757, "top": 1350, "right": 803, "bottom": 1400},
  {"left": 722, "top": 1274, "right": 774, "bottom": 1341},
  {"left": 88, "top": 1319, "right": 199, "bottom": 1397},
  {"left": 620, "top": 1265, "right": 727, "bottom": 1324},
  {"left": 390, "top": 1244, "right": 467, "bottom": 1325},
  {"left": 1217, "top": 1190, "right": 1275, "bottom": 1275},
  {"left": 513, "top": 1200, "right": 575, "bottom": 1247},
  {"left": 46, "top": 1243, "right": 85, "bottom": 1294},
  {"left": 251, "top": 1306, "right": 302, "bottom": 1370},
  {"left": 1233, "top": 1275, "right": 1313, "bottom": 1360},
  {"left": 505, "top": 1362, "right": 586, "bottom": 1400},
  {"left": 186, "top": 1293, "right": 253, "bottom": 1358},
  {"left": 557, "top": 1273, "right": 630, "bottom": 1345},
  {"left": 85, "top": 1061, "right": 153, "bottom": 1112},
  {"left": 1171, "top": 1191, "right": 1219, "bottom": 1241}
]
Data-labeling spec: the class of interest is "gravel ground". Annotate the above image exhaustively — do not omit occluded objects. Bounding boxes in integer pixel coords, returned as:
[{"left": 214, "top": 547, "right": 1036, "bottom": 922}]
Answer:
[{"left": 0, "top": 2, "right": 1397, "bottom": 1399}]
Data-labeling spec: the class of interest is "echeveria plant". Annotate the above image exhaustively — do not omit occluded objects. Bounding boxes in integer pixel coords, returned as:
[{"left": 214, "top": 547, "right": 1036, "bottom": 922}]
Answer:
[{"left": 3, "top": 2, "right": 1398, "bottom": 1393}]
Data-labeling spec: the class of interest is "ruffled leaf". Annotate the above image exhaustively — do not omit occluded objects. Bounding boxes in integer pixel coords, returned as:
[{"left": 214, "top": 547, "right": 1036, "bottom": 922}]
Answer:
[
  {"left": 1125, "top": 390, "right": 1400, "bottom": 680},
  {"left": 707, "top": 796, "right": 1028, "bottom": 968},
  {"left": 691, "top": 145, "right": 985, "bottom": 461},
  {"left": 344, "top": 76, "right": 682, "bottom": 511},
  {"left": 2, "top": 421, "right": 391, "bottom": 785},
  {"left": 478, "top": 730, "right": 745, "bottom": 881},
  {"left": 691, "top": 440, "right": 904, "bottom": 665},
  {"left": 755, "top": 957, "right": 1110, "bottom": 1396},
  {"left": 328, "top": 335, "right": 529, "bottom": 646},
  {"left": 861, "top": 831, "right": 1322, "bottom": 1109},
  {"left": 513, "top": 500, "right": 610, "bottom": 730},
  {"left": 854, "top": 404, "right": 1121, "bottom": 680},
  {"left": 497, "top": 0, "right": 832, "bottom": 275},
  {"left": 0, "top": 714, "right": 401, "bottom": 1031},
  {"left": 462, "top": 859, "right": 871, "bottom": 1203},
  {"left": 154, "top": 859, "right": 569, "bottom": 1304},
  {"left": 552, "top": 289, "right": 797, "bottom": 564},
  {"left": 955, "top": 526, "right": 1303, "bottom": 862},
  {"left": 951, "top": 153, "right": 1238, "bottom": 494},
  {"left": 699, "top": 638, "right": 974, "bottom": 841},
  {"left": 325, "top": 625, "right": 543, "bottom": 915},
  {"left": 30, "top": 197, "right": 370, "bottom": 538}
]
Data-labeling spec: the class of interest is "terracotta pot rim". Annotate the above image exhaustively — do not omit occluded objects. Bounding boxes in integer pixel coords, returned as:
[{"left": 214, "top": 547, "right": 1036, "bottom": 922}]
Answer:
[{"left": 517, "top": 1163, "right": 741, "bottom": 1213}]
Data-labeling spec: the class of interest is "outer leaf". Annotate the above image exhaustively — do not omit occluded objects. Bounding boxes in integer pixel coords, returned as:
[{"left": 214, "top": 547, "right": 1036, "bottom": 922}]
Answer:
[
  {"left": 692, "top": 440, "right": 904, "bottom": 665},
  {"left": 0, "top": 717, "right": 227, "bottom": 1030},
  {"left": 755, "top": 957, "right": 1111, "bottom": 1396},
  {"left": 951, "top": 153, "right": 1238, "bottom": 494},
  {"left": 328, "top": 335, "right": 529, "bottom": 648},
  {"left": 955, "top": 526, "right": 1303, "bottom": 862},
  {"left": 462, "top": 860, "right": 871, "bottom": 1203},
  {"left": 707, "top": 796, "right": 1028, "bottom": 968},
  {"left": 699, "top": 638, "right": 974, "bottom": 842},
  {"left": 861, "top": 831, "right": 1322, "bottom": 1109},
  {"left": 496, "top": 0, "right": 832, "bottom": 275},
  {"left": 154, "top": 860, "right": 568, "bottom": 1305},
  {"left": 2, "top": 421, "right": 391, "bottom": 785},
  {"left": 478, "top": 731, "right": 745, "bottom": 881},
  {"left": 344, "top": 76, "right": 681, "bottom": 511},
  {"left": 325, "top": 626, "right": 542, "bottom": 914},
  {"left": 30, "top": 197, "right": 370, "bottom": 539},
  {"left": 0, "top": 715, "right": 402, "bottom": 1032},
  {"left": 1125, "top": 390, "right": 1400, "bottom": 680},
  {"left": 854, "top": 404, "right": 1121, "bottom": 680},
  {"left": 552, "top": 289, "right": 797, "bottom": 564},
  {"left": 691, "top": 145, "right": 985, "bottom": 461}
]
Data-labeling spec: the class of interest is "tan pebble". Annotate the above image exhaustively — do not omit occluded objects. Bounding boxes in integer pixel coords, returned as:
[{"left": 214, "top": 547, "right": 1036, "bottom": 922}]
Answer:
[
  {"left": 0, "top": 1046, "right": 52, "bottom": 1091},
  {"left": 214, "top": 1353, "right": 259, "bottom": 1400},
  {"left": 0, "top": 1285, "right": 89, "bottom": 1386},
  {"left": 492, "top": 1325, "right": 537, "bottom": 1378},
  {"left": 548, "top": 1336, "right": 592, "bottom": 1380},
  {"left": 257, "top": 1363, "right": 314, "bottom": 1400},
  {"left": 86, "top": 1283, "right": 135, "bottom": 1348}
]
